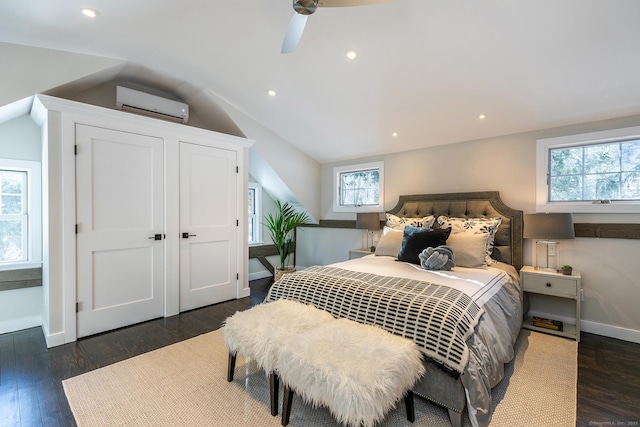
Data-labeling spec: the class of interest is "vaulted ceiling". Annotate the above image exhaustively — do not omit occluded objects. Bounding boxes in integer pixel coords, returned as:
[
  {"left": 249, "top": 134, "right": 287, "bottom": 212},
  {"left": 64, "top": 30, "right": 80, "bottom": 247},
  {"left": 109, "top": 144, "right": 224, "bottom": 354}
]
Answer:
[{"left": 2, "top": 0, "right": 640, "bottom": 164}]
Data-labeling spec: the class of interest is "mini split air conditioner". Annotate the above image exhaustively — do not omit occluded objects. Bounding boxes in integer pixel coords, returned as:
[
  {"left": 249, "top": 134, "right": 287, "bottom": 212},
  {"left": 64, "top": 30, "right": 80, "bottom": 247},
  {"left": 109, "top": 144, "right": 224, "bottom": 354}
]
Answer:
[{"left": 115, "top": 86, "right": 189, "bottom": 124}]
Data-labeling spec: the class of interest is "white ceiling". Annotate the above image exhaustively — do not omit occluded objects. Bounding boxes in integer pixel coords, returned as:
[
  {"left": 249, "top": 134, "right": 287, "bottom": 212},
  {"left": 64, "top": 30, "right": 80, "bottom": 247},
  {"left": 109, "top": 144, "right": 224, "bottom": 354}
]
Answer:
[{"left": 2, "top": 0, "right": 640, "bottom": 164}]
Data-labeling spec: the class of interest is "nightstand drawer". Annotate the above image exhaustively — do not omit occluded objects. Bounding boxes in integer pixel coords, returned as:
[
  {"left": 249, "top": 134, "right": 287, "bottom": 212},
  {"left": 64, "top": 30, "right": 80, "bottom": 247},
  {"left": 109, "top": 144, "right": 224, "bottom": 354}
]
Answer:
[{"left": 522, "top": 274, "right": 577, "bottom": 297}]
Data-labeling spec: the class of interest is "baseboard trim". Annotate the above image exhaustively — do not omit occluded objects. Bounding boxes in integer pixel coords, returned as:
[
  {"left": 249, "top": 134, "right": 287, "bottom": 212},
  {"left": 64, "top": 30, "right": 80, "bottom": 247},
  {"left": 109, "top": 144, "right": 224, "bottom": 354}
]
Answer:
[
  {"left": 42, "top": 323, "right": 66, "bottom": 348},
  {"left": 581, "top": 320, "right": 640, "bottom": 344},
  {"left": 238, "top": 287, "right": 250, "bottom": 299}
]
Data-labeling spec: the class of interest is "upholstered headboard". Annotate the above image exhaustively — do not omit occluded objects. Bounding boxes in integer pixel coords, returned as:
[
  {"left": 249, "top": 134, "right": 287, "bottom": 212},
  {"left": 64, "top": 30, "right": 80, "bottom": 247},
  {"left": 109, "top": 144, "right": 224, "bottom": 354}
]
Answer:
[{"left": 387, "top": 191, "right": 523, "bottom": 270}]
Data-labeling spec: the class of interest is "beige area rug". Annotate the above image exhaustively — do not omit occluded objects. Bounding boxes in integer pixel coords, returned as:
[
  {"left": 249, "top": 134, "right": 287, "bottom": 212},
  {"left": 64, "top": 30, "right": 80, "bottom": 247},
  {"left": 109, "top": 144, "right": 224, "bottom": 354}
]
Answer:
[{"left": 63, "top": 328, "right": 577, "bottom": 427}]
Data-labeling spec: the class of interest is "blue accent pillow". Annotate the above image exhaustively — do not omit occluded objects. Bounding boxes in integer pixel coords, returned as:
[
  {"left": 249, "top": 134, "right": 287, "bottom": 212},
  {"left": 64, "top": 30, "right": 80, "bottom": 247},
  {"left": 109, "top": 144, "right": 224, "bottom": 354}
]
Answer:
[{"left": 397, "top": 226, "right": 452, "bottom": 265}]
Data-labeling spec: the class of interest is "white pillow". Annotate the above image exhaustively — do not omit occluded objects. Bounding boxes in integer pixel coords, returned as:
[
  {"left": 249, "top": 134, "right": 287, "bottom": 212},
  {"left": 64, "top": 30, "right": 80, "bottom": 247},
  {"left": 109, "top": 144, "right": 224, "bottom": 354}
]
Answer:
[
  {"left": 446, "top": 232, "right": 491, "bottom": 268},
  {"left": 374, "top": 226, "right": 404, "bottom": 257},
  {"left": 437, "top": 216, "right": 502, "bottom": 265},
  {"left": 386, "top": 213, "right": 435, "bottom": 230}
]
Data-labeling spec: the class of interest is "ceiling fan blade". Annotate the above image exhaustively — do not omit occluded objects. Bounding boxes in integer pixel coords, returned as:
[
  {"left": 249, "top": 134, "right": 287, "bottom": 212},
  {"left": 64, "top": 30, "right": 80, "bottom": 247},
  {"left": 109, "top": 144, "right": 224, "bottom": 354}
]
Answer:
[
  {"left": 281, "top": 13, "right": 308, "bottom": 54},
  {"left": 318, "top": 0, "right": 397, "bottom": 7}
]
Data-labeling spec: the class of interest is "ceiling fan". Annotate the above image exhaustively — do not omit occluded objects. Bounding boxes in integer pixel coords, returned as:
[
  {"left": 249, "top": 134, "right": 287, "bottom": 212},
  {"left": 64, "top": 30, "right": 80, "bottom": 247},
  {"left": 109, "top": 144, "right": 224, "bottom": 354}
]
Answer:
[{"left": 281, "top": 0, "right": 397, "bottom": 54}]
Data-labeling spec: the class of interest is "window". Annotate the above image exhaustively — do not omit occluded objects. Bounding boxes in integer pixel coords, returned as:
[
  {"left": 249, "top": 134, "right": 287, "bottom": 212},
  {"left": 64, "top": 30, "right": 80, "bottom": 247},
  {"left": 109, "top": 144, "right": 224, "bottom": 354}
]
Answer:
[
  {"left": 333, "top": 161, "right": 384, "bottom": 213},
  {"left": 248, "top": 182, "right": 262, "bottom": 244},
  {"left": 0, "top": 159, "right": 41, "bottom": 269},
  {"left": 537, "top": 126, "right": 640, "bottom": 213},
  {"left": 0, "top": 170, "right": 27, "bottom": 262}
]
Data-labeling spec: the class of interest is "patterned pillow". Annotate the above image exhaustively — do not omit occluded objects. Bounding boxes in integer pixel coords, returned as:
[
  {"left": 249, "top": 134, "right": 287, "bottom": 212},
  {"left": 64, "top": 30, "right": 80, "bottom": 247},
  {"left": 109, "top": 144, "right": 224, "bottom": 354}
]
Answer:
[
  {"left": 437, "top": 216, "right": 502, "bottom": 265},
  {"left": 386, "top": 213, "right": 435, "bottom": 230}
]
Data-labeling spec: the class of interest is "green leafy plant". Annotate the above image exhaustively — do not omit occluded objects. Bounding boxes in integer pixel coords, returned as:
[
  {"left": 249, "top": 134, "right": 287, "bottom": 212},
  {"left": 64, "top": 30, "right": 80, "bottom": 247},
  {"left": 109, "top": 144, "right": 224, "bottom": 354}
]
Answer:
[
  {"left": 561, "top": 264, "right": 573, "bottom": 275},
  {"left": 264, "top": 200, "right": 310, "bottom": 270}
]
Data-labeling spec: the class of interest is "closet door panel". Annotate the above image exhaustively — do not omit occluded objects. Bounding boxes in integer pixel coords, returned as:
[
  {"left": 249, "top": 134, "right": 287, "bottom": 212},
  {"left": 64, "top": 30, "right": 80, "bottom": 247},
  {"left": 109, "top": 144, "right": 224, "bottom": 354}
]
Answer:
[
  {"left": 76, "top": 124, "right": 164, "bottom": 338},
  {"left": 179, "top": 142, "right": 237, "bottom": 311}
]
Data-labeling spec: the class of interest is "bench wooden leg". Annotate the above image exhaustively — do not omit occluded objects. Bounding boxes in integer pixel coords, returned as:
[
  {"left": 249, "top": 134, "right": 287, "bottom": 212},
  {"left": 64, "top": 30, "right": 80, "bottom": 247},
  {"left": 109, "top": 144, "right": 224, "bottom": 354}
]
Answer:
[
  {"left": 270, "top": 371, "right": 279, "bottom": 416},
  {"left": 227, "top": 352, "right": 236, "bottom": 382},
  {"left": 405, "top": 390, "right": 415, "bottom": 422},
  {"left": 281, "top": 384, "right": 294, "bottom": 426}
]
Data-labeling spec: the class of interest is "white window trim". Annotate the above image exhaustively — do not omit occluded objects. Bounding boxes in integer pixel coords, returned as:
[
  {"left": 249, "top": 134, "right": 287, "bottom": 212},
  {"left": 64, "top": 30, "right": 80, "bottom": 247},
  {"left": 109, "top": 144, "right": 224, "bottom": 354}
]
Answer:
[
  {"left": 333, "top": 161, "right": 384, "bottom": 213},
  {"left": 248, "top": 182, "right": 263, "bottom": 246},
  {"left": 536, "top": 125, "right": 640, "bottom": 213},
  {"left": 0, "top": 158, "right": 42, "bottom": 270}
]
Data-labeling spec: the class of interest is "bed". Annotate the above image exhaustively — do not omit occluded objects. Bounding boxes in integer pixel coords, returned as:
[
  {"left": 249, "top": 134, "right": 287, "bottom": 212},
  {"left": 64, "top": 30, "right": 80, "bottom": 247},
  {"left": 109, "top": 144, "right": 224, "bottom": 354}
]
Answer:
[{"left": 266, "top": 191, "right": 524, "bottom": 427}]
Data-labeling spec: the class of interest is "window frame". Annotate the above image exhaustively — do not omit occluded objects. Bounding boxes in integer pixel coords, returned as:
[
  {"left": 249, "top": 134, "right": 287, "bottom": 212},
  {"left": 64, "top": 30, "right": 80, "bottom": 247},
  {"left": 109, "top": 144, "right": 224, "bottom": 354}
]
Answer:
[
  {"left": 332, "top": 161, "right": 384, "bottom": 213},
  {"left": 536, "top": 126, "right": 640, "bottom": 213},
  {"left": 248, "top": 182, "right": 263, "bottom": 246},
  {"left": 0, "top": 158, "right": 42, "bottom": 270}
]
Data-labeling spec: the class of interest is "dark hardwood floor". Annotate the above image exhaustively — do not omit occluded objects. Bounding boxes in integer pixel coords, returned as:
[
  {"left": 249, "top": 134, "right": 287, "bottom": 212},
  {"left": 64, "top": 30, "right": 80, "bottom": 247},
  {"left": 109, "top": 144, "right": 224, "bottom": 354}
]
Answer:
[
  {"left": 1, "top": 278, "right": 638, "bottom": 427},
  {"left": 577, "top": 332, "right": 640, "bottom": 426}
]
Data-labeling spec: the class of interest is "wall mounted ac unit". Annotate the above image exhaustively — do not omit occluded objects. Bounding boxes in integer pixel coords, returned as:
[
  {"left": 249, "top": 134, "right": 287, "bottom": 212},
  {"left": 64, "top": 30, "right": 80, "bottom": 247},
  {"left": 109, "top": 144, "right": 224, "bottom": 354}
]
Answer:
[{"left": 115, "top": 86, "right": 189, "bottom": 124}]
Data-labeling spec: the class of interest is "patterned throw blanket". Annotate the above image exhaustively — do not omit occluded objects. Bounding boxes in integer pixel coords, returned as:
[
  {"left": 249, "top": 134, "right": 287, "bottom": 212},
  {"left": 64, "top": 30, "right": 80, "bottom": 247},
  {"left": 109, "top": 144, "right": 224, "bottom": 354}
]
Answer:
[{"left": 265, "top": 266, "right": 484, "bottom": 375}]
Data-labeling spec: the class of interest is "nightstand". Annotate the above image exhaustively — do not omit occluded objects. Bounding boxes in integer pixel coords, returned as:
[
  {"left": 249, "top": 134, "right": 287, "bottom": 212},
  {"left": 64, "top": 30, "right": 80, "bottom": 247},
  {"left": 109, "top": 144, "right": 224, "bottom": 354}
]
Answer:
[
  {"left": 349, "top": 249, "right": 374, "bottom": 260},
  {"left": 520, "top": 266, "right": 581, "bottom": 342}
]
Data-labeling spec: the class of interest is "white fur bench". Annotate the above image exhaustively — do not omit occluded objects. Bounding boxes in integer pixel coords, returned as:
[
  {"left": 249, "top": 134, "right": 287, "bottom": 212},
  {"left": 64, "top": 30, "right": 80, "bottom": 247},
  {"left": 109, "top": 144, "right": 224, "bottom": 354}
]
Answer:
[
  {"left": 223, "top": 299, "right": 335, "bottom": 415},
  {"left": 277, "top": 318, "right": 426, "bottom": 427}
]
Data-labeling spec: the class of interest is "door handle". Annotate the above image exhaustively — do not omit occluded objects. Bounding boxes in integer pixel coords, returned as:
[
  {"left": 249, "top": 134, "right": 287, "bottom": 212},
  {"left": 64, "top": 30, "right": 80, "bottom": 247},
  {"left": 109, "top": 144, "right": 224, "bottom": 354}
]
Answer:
[
  {"left": 182, "top": 232, "right": 197, "bottom": 239},
  {"left": 148, "top": 234, "right": 163, "bottom": 240}
]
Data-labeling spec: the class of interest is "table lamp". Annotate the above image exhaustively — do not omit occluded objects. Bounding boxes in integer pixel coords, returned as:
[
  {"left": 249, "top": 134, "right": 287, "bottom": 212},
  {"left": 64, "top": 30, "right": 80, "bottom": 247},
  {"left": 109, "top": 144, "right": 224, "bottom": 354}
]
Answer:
[
  {"left": 523, "top": 213, "right": 575, "bottom": 271},
  {"left": 356, "top": 212, "right": 381, "bottom": 251}
]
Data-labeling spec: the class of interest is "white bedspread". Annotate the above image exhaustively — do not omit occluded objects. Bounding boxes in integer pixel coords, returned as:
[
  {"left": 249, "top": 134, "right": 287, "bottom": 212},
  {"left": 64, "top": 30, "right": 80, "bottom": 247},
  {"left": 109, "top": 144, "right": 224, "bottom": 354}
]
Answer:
[{"left": 332, "top": 255, "right": 511, "bottom": 306}]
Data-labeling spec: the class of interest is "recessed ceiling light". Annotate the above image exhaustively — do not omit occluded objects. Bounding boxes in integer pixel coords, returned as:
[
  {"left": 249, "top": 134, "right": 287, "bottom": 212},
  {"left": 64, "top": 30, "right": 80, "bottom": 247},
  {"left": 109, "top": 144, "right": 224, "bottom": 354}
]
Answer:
[
  {"left": 392, "top": 132, "right": 398, "bottom": 137},
  {"left": 82, "top": 8, "right": 100, "bottom": 18},
  {"left": 478, "top": 114, "right": 487, "bottom": 119},
  {"left": 346, "top": 50, "right": 358, "bottom": 60},
  {"left": 268, "top": 90, "right": 276, "bottom": 97}
]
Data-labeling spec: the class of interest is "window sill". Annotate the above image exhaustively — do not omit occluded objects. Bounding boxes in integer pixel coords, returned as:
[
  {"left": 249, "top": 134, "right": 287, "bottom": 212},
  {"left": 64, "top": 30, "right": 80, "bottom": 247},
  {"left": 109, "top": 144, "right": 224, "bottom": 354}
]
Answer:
[
  {"left": 0, "top": 266, "right": 42, "bottom": 292},
  {"left": 0, "top": 261, "right": 42, "bottom": 272},
  {"left": 536, "top": 201, "right": 640, "bottom": 214}
]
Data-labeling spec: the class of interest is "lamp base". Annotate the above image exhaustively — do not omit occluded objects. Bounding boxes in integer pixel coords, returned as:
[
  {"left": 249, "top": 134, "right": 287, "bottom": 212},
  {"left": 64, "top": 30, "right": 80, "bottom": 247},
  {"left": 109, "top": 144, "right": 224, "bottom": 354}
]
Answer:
[
  {"left": 534, "top": 240, "right": 560, "bottom": 272},
  {"left": 361, "top": 230, "right": 376, "bottom": 251},
  {"left": 361, "top": 230, "right": 368, "bottom": 250}
]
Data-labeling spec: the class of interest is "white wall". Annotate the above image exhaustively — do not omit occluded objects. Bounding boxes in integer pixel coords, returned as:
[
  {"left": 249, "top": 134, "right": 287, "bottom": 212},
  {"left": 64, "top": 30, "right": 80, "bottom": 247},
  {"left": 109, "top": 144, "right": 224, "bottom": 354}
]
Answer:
[
  {"left": 0, "top": 114, "right": 42, "bottom": 160},
  {"left": 0, "top": 287, "right": 42, "bottom": 334},
  {"left": 296, "top": 227, "right": 363, "bottom": 268},
  {"left": 216, "top": 97, "right": 322, "bottom": 222},
  {"left": 299, "top": 114, "right": 640, "bottom": 344},
  {"left": 0, "top": 42, "right": 123, "bottom": 108},
  {"left": 0, "top": 114, "right": 43, "bottom": 332}
]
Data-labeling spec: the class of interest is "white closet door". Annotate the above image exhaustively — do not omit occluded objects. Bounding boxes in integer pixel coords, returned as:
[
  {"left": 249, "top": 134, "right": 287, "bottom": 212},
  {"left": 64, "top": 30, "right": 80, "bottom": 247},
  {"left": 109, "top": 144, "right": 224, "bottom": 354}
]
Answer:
[
  {"left": 76, "top": 124, "right": 164, "bottom": 338},
  {"left": 179, "top": 142, "right": 237, "bottom": 312}
]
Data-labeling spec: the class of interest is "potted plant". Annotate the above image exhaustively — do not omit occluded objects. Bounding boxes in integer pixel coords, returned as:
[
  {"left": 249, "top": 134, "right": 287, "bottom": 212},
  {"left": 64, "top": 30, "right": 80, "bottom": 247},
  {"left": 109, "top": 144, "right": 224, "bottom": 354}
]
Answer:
[
  {"left": 264, "top": 200, "right": 310, "bottom": 281},
  {"left": 561, "top": 265, "right": 573, "bottom": 276}
]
